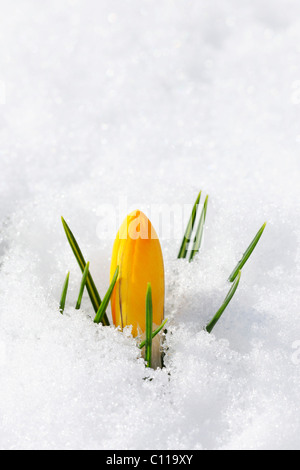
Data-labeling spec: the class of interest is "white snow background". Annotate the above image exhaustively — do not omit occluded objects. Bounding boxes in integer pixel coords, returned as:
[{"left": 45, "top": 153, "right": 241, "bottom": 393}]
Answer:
[{"left": 0, "top": 0, "right": 300, "bottom": 450}]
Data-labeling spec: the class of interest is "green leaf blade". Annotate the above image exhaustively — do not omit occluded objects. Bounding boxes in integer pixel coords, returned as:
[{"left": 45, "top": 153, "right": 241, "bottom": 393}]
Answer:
[
  {"left": 61, "top": 217, "right": 110, "bottom": 326},
  {"left": 229, "top": 222, "right": 267, "bottom": 282},
  {"left": 139, "top": 318, "right": 168, "bottom": 349},
  {"left": 189, "top": 195, "right": 209, "bottom": 262},
  {"left": 75, "top": 262, "right": 90, "bottom": 310},
  {"left": 178, "top": 191, "right": 201, "bottom": 259},
  {"left": 94, "top": 266, "right": 119, "bottom": 325},
  {"left": 145, "top": 283, "right": 153, "bottom": 368},
  {"left": 206, "top": 270, "right": 241, "bottom": 334},
  {"left": 60, "top": 272, "right": 70, "bottom": 314}
]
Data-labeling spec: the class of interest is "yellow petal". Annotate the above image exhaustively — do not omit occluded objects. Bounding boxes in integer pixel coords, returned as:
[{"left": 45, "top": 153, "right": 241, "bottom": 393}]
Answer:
[{"left": 110, "top": 210, "right": 164, "bottom": 338}]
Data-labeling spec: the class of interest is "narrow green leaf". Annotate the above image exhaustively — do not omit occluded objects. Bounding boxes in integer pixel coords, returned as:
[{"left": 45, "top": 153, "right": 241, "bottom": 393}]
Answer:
[
  {"left": 206, "top": 270, "right": 241, "bottom": 334},
  {"left": 61, "top": 217, "right": 109, "bottom": 326},
  {"left": 75, "top": 262, "right": 90, "bottom": 310},
  {"left": 60, "top": 272, "right": 70, "bottom": 314},
  {"left": 228, "top": 222, "right": 267, "bottom": 282},
  {"left": 139, "top": 318, "right": 168, "bottom": 349},
  {"left": 189, "top": 195, "right": 209, "bottom": 262},
  {"left": 145, "top": 283, "right": 153, "bottom": 368},
  {"left": 178, "top": 191, "right": 202, "bottom": 259},
  {"left": 94, "top": 266, "right": 119, "bottom": 324}
]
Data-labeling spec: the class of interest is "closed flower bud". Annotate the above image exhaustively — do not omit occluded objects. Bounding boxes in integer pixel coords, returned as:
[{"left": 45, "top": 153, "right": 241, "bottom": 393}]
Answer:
[{"left": 110, "top": 210, "right": 165, "bottom": 366}]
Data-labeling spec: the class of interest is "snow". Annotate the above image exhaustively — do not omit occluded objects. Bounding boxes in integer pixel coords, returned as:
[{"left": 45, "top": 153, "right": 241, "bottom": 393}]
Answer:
[{"left": 0, "top": 0, "right": 300, "bottom": 450}]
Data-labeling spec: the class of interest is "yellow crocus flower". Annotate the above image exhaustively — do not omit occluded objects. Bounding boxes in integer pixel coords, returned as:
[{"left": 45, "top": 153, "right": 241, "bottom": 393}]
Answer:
[{"left": 110, "top": 210, "right": 165, "bottom": 366}]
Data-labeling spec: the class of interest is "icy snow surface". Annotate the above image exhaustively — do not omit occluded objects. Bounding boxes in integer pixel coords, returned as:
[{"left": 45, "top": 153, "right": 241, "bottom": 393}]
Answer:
[{"left": 0, "top": 0, "right": 300, "bottom": 450}]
